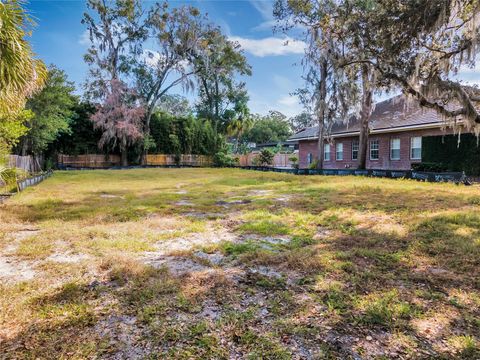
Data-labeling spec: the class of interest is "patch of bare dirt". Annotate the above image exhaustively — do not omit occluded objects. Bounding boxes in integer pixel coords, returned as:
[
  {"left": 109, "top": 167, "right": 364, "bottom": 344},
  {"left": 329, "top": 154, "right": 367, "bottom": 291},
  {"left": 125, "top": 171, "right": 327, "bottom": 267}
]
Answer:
[
  {"left": 100, "top": 194, "right": 124, "bottom": 199},
  {"left": 12, "top": 228, "right": 40, "bottom": 241},
  {"left": 174, "top": 200, "right": 195, "bottom": 206},
  {"left": 47, "top": 252, "right": 91, "bottom": 263},
  {"left": 146, "top": 226, "right": 238, "bottom": 256},
  {"left": 0, "top": 256, "right": 36, "bottom": 283},
  {"left": 95, "top": 314, "right": 150, "bottom": 360}
]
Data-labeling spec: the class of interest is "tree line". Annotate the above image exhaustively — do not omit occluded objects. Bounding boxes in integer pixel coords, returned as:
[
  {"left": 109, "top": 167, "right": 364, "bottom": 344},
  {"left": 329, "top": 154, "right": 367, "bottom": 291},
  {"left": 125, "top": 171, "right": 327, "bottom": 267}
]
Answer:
[{"left": 0, "top": 0, "right": 309, "bottom": 170}]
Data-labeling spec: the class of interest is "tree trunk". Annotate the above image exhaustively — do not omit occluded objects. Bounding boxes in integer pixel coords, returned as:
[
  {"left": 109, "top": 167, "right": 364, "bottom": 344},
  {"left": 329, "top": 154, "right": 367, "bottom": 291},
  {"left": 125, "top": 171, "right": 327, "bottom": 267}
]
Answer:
[
  {"left": 121, "top": 148, "right": 128, "bottom": 167},
  {"left": 358, "top": 64, "right": 374, "bottom": 169},
  {"left": 316, "top": 57, "right": 328, "bottom": 169}
]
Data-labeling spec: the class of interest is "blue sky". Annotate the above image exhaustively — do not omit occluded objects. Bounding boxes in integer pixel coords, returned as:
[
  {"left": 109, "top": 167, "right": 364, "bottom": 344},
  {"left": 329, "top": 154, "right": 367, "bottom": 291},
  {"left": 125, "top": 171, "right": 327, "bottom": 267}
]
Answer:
[
  {"left": 25, "top": 0, "right": 480, "bottom": 118},
  {"left": 25, "top": 0, "right": 306, "bottom": 117}
]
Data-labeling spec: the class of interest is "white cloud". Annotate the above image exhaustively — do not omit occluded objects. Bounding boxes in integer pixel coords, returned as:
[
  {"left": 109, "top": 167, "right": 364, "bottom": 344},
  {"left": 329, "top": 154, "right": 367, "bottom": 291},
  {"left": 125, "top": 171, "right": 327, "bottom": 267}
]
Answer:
[
  {"left": 229, "top": 36, "right": 305, "bottom": 57},
  {"left": 248, "top": 91, "right": 303, "bottom": 118},
  {"left": 78, "top": 30, "right": 91, "bottom": 46},
  {"left": 455, "top": 63, "right": 480, "bottom": 86},
  {"left": 251, "top": 19, "right": 277, "bottom": 32},
  {"left": 276, "top": 95, "right": 303, "bottom": 117}
]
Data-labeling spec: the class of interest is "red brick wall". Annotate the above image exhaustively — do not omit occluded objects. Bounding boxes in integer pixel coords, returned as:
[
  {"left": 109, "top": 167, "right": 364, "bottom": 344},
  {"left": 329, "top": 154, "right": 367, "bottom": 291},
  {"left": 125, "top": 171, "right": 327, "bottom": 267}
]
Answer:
[{"left": 298, "top": 128, "right": 446, "bottom": 170}]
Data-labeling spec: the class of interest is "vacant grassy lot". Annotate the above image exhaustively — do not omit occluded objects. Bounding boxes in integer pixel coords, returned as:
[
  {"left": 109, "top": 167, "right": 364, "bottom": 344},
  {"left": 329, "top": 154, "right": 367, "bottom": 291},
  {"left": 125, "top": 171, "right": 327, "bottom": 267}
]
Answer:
[{"left": 0, "top": 168, "right": 479, "bottom": 359}]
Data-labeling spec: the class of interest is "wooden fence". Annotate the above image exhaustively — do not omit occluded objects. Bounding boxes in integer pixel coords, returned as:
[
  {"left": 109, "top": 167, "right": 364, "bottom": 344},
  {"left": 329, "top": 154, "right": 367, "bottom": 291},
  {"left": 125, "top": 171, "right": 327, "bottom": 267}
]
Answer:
[
  {"left": 57, "top": 154, "right": 213, "bottom": 168},
  {"left": 237, "top": 152, "right": 296, "bottom": 168},
  {"left": 144, "top": 154, "right": 213, "bottom": 167},
  {"left": 57, "top": 154, "right": 121, "bottom": 168},
  {"left": 8, "top": 155, "right": 43, "bottom": 173}
]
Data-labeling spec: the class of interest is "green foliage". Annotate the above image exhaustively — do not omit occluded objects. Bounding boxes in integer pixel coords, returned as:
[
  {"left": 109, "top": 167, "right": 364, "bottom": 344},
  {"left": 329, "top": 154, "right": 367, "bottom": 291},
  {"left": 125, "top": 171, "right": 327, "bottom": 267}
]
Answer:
[
  {"left": 0, "top": 164, "right": 17, "bottom": 190},
  {"left": 289, "top": 155, "right": 299, "bottom": 169},
  {"left": 422, "top": 134, "right": 480, "bottom": 175},
  {"left": 47, "top": 102, "right": 101, "bottom": 156},
  {"left": 242, "top": 111, "right": 292, "bottom": 144},
  {"left": 18, "top": 65, "right": 77, "bottom": 155},
  {"left": 193, "top": 26, "right": 252, "bottom": 126},
  {"left": 156, "top": 94, "right": 192, "bottom": 117},
  {"left": 0, "top": 0, "right": 47, "bottom": 117},
  {"left": 308, "top": 159, "right": 318, "bottom": 170},
  {"left": 411, "top": 162, "right": 448, "bottom": 172},
  {"left": 150, "top": 111, "right": 221, "bottom": 155},
  {"left": 289, "top": 112, "right": 314, "bottom": 132},
  {"left": 256, "top": 148, "right": 275, "bottom": 166},
  {"left": 213, "top": 151, "right": 237, "bottom": 167},
  {"left": 0, "top": 110, "right": 32, "bottom": 156}
]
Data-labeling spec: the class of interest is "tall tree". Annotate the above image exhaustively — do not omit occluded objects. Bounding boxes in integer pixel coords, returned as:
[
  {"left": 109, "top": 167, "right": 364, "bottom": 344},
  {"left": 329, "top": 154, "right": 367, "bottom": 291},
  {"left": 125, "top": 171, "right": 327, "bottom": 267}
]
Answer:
[
  {"left": 275, "top": 0, "right": 356, "bottom": 169},
  {"left": 82, "top": 0, "right": 147, "bottom": 94},
  {"left": 225, "top": 97, "right": 253, "bottom": 153},
  {"left": 17, "top": 65, "right": 76, "bottom": 156},
  {"left": 244, "top": 111, "right": 292, "bottom": 144},
  {"left": 192, "top": 27, "right": 252, "bottom": 131},
  {"left": 133, "top": 4, "right": 203, "bottom": 138},
  {"left": 91, "top": 79, "right": 144, "bottom": 166},
  {"left": 156, "top": 94, "right": 192, "bottom": 118},
  {"left": 289, "top": 112, "right": 314, "bottom": 132},
  {"left": 82, "top": 0, "right": 147, "bottom": 163}
]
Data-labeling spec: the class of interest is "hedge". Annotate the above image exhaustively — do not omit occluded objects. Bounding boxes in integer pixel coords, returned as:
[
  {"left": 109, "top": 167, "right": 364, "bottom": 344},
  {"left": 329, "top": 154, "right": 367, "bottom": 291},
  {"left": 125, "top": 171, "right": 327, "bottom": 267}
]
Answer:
[{"left": 422, "top": 134, "right": 480, "bottom": 175}]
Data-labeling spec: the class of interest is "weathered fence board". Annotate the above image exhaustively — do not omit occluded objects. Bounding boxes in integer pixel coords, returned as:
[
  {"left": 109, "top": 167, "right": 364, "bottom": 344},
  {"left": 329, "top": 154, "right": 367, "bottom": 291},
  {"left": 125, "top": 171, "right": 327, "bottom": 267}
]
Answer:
[
  {"left": 8, "top": 155, "right": 43, "bottom": 173},
  {"left": 144, "top": 154, "right": 213, "bottom": 167},
  {"left": 237, "top": 153, "right": 296, "bottom": 168},
  {"left": 57, "top": 154, "right": 121, "bottom": 168}
]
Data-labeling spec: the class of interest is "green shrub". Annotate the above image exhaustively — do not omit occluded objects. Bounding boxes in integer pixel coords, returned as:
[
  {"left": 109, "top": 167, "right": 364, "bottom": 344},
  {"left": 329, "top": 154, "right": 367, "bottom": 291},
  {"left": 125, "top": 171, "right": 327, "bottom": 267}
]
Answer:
[
  {"left": 308, "top": 159, "right": 318, "bottom": 170},
  {"left": 411, "top": 162, "right": 448, "bottom": 172},
  {"left": 289, "top": 155, "right": 299, "bottom": 169},
  {"left": 0, "top": 166, "right": 19, "bottom": 192},
  {"left": 213, "top": 152, "right": 237, "bottom": 167},
  {"left": 256, "top": 148, "right": 274, "bottom": 166}
]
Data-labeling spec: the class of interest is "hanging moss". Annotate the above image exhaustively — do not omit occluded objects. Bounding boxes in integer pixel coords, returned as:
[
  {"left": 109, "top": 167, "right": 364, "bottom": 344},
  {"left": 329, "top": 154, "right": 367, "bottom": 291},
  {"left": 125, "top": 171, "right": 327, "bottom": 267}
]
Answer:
[{"left": 422, "top": 135, "right": 480, "bottom": 175}]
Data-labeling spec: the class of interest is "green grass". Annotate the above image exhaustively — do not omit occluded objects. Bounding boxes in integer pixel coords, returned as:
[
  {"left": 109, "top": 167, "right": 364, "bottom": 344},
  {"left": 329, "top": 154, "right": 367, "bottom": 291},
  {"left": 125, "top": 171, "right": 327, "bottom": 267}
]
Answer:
[{"left": 1, "top": 168, "right": 479, "bottom": 358}]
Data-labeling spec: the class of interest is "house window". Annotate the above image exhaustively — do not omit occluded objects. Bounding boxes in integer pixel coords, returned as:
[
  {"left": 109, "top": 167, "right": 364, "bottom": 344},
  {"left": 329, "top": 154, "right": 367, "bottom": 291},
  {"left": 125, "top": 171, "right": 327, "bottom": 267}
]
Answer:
[
  {"left": 336, "top": 142, "right": 343, "bottom": 160},
  {"left": 411, "top": 137, "right": 422, "bottom": 159},
  {"left": 307, "top": 153, "right": 313, "bottom": 165},
  {"left": 352, "top": 139, "right": 359, "bottom": 160},
  {"left": 370, "top": 140, "right": 379, "bottom": 160},
  {"left": 324, "top": 144, "right": 330, "bottom": 161},
  {"left": 390, "top": 138, "right": 401, "bottom": 160}
]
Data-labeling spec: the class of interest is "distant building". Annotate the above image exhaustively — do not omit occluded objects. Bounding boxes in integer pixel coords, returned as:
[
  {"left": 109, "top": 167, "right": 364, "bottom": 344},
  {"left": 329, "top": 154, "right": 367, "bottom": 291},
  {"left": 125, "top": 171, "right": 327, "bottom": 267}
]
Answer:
[{"left": 288, "top": 95, "right": 477, "bottom": 171}]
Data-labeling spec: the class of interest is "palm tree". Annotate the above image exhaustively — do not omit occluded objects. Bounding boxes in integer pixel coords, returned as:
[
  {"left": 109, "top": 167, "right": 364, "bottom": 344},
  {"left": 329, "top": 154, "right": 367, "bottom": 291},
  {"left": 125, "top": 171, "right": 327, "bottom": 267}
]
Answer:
[
  {"left": 0, "top": 0, "right": 46, "bottom": 117},
  {"left": 226, "top": 102, "right": 253, "bottom": 154}
]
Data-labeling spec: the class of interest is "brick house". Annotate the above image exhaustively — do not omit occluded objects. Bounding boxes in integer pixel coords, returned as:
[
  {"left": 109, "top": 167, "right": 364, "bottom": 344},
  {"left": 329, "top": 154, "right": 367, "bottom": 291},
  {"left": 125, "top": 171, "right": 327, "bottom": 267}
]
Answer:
[{"left": 288, "top": 95, "right": 463, "bottom": 170}]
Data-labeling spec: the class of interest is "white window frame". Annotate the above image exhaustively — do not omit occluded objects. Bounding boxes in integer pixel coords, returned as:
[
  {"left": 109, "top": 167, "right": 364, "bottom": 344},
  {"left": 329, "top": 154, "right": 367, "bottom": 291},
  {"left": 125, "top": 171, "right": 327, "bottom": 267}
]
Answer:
[
  {"left": 307, "top": 153, "right": 313, "bottom": 165},
  {"left": 336, "top": 142, "right": 344, "bottom": 161},
  {"left": 410, "top": 137, "right": 422, "bottom": 160},
  {"left": 370, "top": 140, "right": 379, "bottom": 160},
  {"left": 352, "top": 139, "right": 359, "bottom": 160},
  {"left": 390, "top": 138, "right": 401, "bottom": 160},
  {"left": 324, "top": 143, "right": 330, "bottom": 161}
]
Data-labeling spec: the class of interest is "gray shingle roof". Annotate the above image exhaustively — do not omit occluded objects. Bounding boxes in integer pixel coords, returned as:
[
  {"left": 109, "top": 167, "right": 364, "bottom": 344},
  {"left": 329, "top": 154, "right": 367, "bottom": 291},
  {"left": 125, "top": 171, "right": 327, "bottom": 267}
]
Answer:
[{"left": 288, "top": 95, "right": 453, "bottom": 141}]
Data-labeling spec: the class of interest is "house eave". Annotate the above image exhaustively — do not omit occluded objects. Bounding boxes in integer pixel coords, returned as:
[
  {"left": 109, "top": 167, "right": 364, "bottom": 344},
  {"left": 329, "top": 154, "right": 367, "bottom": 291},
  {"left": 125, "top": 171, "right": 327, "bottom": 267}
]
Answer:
[{"left": 290, "top": 121, "right": 454, "bottom": 142}]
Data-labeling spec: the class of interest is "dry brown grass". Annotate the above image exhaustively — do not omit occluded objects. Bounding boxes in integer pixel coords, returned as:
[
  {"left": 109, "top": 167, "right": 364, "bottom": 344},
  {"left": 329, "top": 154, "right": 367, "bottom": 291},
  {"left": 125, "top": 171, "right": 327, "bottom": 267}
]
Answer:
[{"left": 0, "top": 168, "right": 479, "bottom": 359}]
